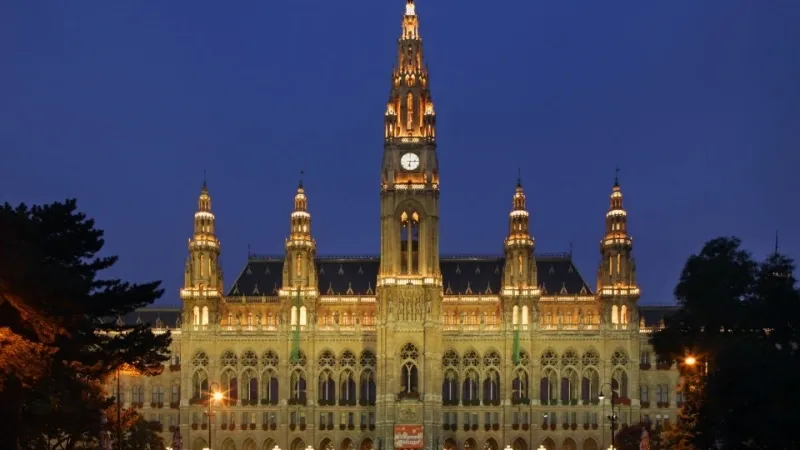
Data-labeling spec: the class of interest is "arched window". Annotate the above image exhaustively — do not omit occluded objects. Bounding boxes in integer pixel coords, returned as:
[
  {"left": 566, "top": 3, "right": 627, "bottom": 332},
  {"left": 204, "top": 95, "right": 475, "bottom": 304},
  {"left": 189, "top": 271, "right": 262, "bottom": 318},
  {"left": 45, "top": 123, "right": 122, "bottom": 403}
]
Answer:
[
  {"left": 611, "top": 305, "right": 619, "bottom": 324},
  {"left": 483, "top": 351, "right": 501, "bottom": 405},
  {"left": 220, "top": 351, "right": 238, "bottom": 401},
  {"left": 441, "top": 350, "right": 460, "bottom": 405},
  {"left": 399, "top": 343, "right": 419, "bottom": 397},
  {"left": 340, "top": 370, "right": 356, "bottom": 405},
  {"left": 399, "top": 210, "right": 420, "bottom": 274},
  {"left": 300, "top": 306, "right": 307, "bottom": 326},
  {"left": 201, "top": 306, "right": 209, "bottom": 326},
  {"left": 512, "top": 368, "right": 528, "bottom": 403},
  {"left": 358, "top": 349, "right": 377, "bottom": 406},
  {"left": 193, "top": 306, "right": 200, "bottom": 326}
]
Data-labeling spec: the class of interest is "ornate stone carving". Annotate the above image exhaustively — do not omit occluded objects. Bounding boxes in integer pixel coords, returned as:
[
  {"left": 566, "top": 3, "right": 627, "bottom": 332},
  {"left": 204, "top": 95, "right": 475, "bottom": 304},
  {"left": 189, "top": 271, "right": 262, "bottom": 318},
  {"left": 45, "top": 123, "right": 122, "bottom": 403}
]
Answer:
[
  {"left": 394, "top": 286, "right": 424, "bottom": 321},
  {"left": 397, "top": 406, "right": 418, "bottom": 422}
]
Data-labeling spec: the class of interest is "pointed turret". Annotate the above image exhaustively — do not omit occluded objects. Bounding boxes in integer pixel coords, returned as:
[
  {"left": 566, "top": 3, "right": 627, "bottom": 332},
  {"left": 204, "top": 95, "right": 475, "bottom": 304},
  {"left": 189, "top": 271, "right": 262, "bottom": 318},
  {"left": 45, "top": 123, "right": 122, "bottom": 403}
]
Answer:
[
  {"left": 282, "top": 175, "right": 317, "bottom": 292},
  {"left": 502, "top": 177, "right": 538, "bottom": 290},
  {"left": 181, "top": 179, "right": 223, "bottom": 328},
  {"left": 597, "top": 171, "right": 640, "bottom": 328}
]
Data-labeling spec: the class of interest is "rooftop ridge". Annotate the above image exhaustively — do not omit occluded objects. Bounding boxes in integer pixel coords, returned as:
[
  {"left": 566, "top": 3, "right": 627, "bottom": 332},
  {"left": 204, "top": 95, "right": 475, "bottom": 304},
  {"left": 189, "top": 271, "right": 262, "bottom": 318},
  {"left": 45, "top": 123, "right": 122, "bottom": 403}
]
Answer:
[{"left": 247, "top": 252, "right": 573, "bottom": 261}]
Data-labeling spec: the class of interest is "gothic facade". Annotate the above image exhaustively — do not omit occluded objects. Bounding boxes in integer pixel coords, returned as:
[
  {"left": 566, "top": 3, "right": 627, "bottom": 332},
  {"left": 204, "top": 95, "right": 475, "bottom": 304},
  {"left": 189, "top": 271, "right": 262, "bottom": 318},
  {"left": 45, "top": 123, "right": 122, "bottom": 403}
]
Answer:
[{"left": 114, "top": 2, "right": 681, "bottom": 450}]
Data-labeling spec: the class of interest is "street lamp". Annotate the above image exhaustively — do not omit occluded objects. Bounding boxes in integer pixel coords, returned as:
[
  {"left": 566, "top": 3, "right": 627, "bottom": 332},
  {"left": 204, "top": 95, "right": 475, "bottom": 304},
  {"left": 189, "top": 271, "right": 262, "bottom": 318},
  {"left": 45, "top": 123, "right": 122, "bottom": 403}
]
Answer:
[
  {"left": 273, "top": 446, "right": 282, "bottom": 450},
  {"left": 306, "top": 446, "right": 314, "bottom": 450},
  {"left": 685, "top": 356, "right": 696, "bottom": 366},
  {"left": 598, "top": 383, "right": 619, "bottom": 450},
  {"left": 504, "top": 445, "right": 512, "bottom": 450},
  {"left": 537, "top": 446, "right": 546, "bottom": 450},
  {"left": 206, "top": 382, "right": 223, "bottom": 450}
]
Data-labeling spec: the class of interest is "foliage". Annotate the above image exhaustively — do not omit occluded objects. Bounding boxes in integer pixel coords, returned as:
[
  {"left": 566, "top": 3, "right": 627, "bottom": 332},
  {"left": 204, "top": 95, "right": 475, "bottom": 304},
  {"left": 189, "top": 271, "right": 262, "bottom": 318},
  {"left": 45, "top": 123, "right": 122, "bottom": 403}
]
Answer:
[
  {"left": 105, "top": 405, "right": 165, "bottom": 450},
  {"left": 0, "top": 199, "right": 171, "bottom": 449},
  {"left": 651, "top": 237, "right": 800, "bottom": 449},
  {"left": 616, "top": 421, "right": 661, "bottom": 450}
]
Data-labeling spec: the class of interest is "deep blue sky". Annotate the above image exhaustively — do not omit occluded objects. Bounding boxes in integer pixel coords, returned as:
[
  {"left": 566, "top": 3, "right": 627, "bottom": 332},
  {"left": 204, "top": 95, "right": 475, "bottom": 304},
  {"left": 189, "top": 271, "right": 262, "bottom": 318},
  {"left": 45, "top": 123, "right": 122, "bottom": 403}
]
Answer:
[{"left": 2, "top": 0, "right": 798, "bottom": 307}]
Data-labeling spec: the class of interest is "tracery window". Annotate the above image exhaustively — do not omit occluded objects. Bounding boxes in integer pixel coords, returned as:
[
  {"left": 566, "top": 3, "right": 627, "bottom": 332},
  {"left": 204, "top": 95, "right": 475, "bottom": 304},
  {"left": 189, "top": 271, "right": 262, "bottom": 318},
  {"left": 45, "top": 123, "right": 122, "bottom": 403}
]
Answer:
[
  {"left": 611, "top": 349, "right": 630, "bottom": 367},
  {"left": 289, "top": 350, "right": 307, "bottom": 404},
  {"left": 339, "top": 350, "right": 357, "bottom": 405},
  {"left": 260, "top": 350, "right": 279, "bottom": 405},
  {"left": 359, "top": 351, "right": 377, "bottom": 406},
  {"left": 443, "top": 370, "right": 459, "bottom": 405},
  {"left": 482, "top": 351, "right": 501, "bottom": 405},
  {"left": 399, "top": 343, "right": 419, "bottom": 395},
  {"left": 318, "top": 350, "right": 336, "bottom": 405}
]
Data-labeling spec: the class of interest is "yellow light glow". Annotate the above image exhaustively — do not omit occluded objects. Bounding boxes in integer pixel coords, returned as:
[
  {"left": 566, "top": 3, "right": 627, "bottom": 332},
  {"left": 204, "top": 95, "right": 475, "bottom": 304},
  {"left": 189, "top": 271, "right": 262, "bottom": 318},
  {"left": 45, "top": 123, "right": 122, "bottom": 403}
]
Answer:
[
  {"left": 685, "top": 356, "right": 696, "bottom": 366},
  {"left": 213, "top": 391, "right": 223, "bottom": 401}
]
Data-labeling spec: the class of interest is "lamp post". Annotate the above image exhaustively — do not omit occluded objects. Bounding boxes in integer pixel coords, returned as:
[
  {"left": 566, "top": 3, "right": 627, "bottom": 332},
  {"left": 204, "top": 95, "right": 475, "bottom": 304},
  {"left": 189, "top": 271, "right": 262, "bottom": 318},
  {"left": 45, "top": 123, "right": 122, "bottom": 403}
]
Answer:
[
  {"left": 598, "top": 383, "right": 618, "bottom": 450},
  {"left": 206, "top": 382, "right": 223, "bottom": 450},
  {"left": 537, "top": 446, "right": 546, "bottom": 450}
]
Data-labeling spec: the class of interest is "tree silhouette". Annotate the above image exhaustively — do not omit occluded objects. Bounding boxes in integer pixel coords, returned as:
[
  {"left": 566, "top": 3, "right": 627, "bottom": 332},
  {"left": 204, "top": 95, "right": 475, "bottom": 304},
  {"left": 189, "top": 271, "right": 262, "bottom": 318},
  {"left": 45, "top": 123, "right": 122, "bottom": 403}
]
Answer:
[{"left": 0, "top": 199, "right": 171, "bottom": 449}]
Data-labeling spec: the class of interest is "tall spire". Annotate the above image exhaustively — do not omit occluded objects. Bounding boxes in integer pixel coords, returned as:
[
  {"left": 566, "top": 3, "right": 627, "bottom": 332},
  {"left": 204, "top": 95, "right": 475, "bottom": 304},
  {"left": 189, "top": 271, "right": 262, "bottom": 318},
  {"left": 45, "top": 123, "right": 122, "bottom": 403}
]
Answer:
[{"left": 384, "top": 0, "right": 436, "bottom": 141}]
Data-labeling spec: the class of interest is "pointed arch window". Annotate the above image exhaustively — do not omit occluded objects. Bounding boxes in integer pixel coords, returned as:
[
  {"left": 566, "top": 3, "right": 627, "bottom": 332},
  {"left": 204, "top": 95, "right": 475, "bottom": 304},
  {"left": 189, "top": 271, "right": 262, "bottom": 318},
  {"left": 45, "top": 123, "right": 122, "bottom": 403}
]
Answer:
[
  {"left": 399, "top": 343, "right": 420, "bottom": 398},
  {"left": 400, "top": 210, "right": 420, "bottom": 274}
]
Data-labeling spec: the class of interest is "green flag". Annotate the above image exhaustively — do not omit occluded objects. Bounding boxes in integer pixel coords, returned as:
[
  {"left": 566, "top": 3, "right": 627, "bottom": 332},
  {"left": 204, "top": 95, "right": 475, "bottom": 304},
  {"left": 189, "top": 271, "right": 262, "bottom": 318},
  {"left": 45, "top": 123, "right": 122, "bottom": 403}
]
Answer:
[
  {"left": 290, "top": 286, "right": 301, "bottom": 364},
  {"left": 512, "top": 287, "right": 521, "bottom": 365}
]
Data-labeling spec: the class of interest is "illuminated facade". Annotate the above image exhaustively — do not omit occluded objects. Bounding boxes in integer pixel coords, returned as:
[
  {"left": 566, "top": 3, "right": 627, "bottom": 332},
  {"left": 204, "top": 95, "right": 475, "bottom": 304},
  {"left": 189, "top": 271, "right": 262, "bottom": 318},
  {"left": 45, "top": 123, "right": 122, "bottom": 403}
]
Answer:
[{"left": 115, "top": 2, "right": 681, "bottom": 450}]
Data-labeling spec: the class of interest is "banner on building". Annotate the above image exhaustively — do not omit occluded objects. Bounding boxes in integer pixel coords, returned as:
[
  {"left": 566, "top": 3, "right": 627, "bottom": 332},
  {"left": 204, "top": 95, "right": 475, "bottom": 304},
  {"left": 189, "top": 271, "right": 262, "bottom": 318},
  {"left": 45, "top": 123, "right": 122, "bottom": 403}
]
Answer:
[{"left": 394, "top": 425, "right": 424, "bottom": 449}]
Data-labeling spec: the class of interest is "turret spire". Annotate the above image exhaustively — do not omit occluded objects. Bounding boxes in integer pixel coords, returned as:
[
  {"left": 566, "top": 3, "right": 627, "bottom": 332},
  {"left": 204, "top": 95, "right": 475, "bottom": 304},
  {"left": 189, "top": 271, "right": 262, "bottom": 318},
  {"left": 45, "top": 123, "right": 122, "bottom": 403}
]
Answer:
[
  {"left": 283, "top": 182, "right": 317, "bottom": 291},
  {"left": 597, "top": 175, "right": 640, "bottom": 327},
  {"left": 384, "top": 0, "right": 435, "bottom": 141},
  {"left": 502, "top": 177, "right": 537, "bottom": 289},
  {"left": 181, "top": 179, "right": 223, "bottom": 325}
]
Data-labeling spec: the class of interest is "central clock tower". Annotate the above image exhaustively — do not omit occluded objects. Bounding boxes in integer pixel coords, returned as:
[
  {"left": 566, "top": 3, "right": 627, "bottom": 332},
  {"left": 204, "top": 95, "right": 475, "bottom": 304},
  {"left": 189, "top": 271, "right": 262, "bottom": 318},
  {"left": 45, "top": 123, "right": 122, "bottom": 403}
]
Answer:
[{"left": 377, "top": 2, "right": 442, "bottom": 450}]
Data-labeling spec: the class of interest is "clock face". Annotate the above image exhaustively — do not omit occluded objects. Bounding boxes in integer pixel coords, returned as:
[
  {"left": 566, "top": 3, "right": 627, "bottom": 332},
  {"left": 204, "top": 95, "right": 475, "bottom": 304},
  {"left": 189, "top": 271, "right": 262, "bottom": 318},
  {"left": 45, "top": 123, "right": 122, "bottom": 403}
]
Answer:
[{"left": 400, "top": 152, "right": 420, "bottom": 171}]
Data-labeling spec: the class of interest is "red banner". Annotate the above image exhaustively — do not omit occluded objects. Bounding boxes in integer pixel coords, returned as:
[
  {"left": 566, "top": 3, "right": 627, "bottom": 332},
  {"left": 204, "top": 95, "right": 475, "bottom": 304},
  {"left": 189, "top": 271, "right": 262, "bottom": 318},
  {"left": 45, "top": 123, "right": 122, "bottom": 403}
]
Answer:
[{"left": 394, "top": 425, "right": 424, "bottom": 449}]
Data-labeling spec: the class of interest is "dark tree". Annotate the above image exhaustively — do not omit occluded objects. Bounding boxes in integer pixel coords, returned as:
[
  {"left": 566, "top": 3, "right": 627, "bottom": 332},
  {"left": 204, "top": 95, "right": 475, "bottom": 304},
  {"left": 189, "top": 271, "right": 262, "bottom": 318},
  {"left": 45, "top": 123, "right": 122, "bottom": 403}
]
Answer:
[
  {"left": 651, "top": 237, "right": 800, "bottom": 449},
  {"left": 0, "top": 200, "right": 171, "bottom": 449}
]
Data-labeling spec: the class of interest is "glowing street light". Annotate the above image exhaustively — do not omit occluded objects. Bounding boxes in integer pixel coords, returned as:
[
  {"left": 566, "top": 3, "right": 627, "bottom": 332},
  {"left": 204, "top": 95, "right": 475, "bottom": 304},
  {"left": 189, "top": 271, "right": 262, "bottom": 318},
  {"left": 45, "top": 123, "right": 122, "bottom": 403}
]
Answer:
[{"left": 685, "top": 356, "right": 696, "bottom": 366}]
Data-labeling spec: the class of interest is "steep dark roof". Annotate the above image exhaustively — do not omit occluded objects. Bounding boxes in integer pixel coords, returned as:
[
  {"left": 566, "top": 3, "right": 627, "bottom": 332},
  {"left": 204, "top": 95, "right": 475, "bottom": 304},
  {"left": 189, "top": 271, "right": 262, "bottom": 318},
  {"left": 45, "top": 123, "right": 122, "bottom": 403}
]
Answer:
[
  {"left": 112, "top": 306, "right": 181, "bottom": 329},
  {"left": 227, "top": 254, "right": 593, "bottom": 297},
  {"left": 638, "top": 305, "right": 679, "bottom": 327}
]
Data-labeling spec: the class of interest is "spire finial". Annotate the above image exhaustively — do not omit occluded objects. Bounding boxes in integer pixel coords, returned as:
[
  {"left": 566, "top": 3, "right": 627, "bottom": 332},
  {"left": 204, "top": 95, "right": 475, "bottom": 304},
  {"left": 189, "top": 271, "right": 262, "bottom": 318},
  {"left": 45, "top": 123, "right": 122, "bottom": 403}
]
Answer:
[
  {"left": 406, "top": 0, "right": 416, "bottom": 16},
  {"left": 775, "top": 230, "right": 780, "bottom": 255},
  {"left": 517, "top": 167, "right": 522, "bottom": 187},
  {"left": 614, "top": 166, "right": 620, "bottom": 187},
  {"left": 201, "top": 170, "right": 208, "bottom": 193},
  {"left": 299, "top": 169, "right": 305, "bottom": 189}
]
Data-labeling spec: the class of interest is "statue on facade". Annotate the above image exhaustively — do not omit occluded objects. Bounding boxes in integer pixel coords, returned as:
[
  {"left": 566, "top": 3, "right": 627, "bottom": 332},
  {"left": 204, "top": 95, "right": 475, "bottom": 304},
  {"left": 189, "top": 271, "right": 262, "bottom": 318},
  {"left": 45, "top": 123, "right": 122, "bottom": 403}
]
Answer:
[{"left": 578, "top": 308, "right": 584, "bottom": 324}]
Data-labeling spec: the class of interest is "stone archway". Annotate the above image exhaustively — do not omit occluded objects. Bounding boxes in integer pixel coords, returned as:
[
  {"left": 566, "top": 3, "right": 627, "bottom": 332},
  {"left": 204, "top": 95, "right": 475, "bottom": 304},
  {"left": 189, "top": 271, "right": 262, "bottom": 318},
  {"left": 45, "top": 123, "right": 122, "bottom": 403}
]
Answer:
[
  {"left": 361, "top": 438, "right": 374, "bottom": 450},
  {"left": 243, "top": 438, "right": 257, "bottom": 450},
  {"left": 192, "top": 437, "right": 208, "bottom": 450},
  {"left": 341, "top": 438, "right": 355, "bottom": 450},
  {"left": 444, "top": 439, "right": 457, "bottom": 450},
  {"left": 320, "top": 438, "right": 335, "bottom": 450},
  {"left": 582, "top": 438, "right": 598, "bottom": 450},
  {"left": 464, "top": 438, "right": 477, "bottom": 450},
  {"left": 263, "top": 438, "right": 277, "bottom": 450},
  {"left": 222, "top": 438, "right": 237, "bottom": 450},
  {"left": 483, "top": 438, "right": 499, "bottom": 450},
  {"left": 291, "top": 438, "right": 306, "bottom": 450},
  {"left": 540, "top": 438, "right": 556, "bottom": 450},
  {"left": 561, "top": 438, "right": 576, "bottom": 450},
  {"left": 511, "top": 438, "right": 526, "bottom": 450}
]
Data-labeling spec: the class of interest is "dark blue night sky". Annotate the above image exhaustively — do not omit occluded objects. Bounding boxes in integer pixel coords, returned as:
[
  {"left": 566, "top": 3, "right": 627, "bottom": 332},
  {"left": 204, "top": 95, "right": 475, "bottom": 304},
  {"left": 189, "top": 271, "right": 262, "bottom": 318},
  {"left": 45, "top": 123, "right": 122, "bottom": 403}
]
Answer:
[{"left": 2, "top": 0, "right": 798, "bottom": 306}]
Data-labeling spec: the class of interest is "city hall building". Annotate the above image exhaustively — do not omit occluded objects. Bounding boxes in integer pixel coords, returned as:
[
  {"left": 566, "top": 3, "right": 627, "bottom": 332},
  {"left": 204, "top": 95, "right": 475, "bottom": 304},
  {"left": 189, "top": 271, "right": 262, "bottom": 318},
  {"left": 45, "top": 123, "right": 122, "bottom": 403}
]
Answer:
[{"left": 115, "top": 2, "right": 680, "bottom": 450}]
